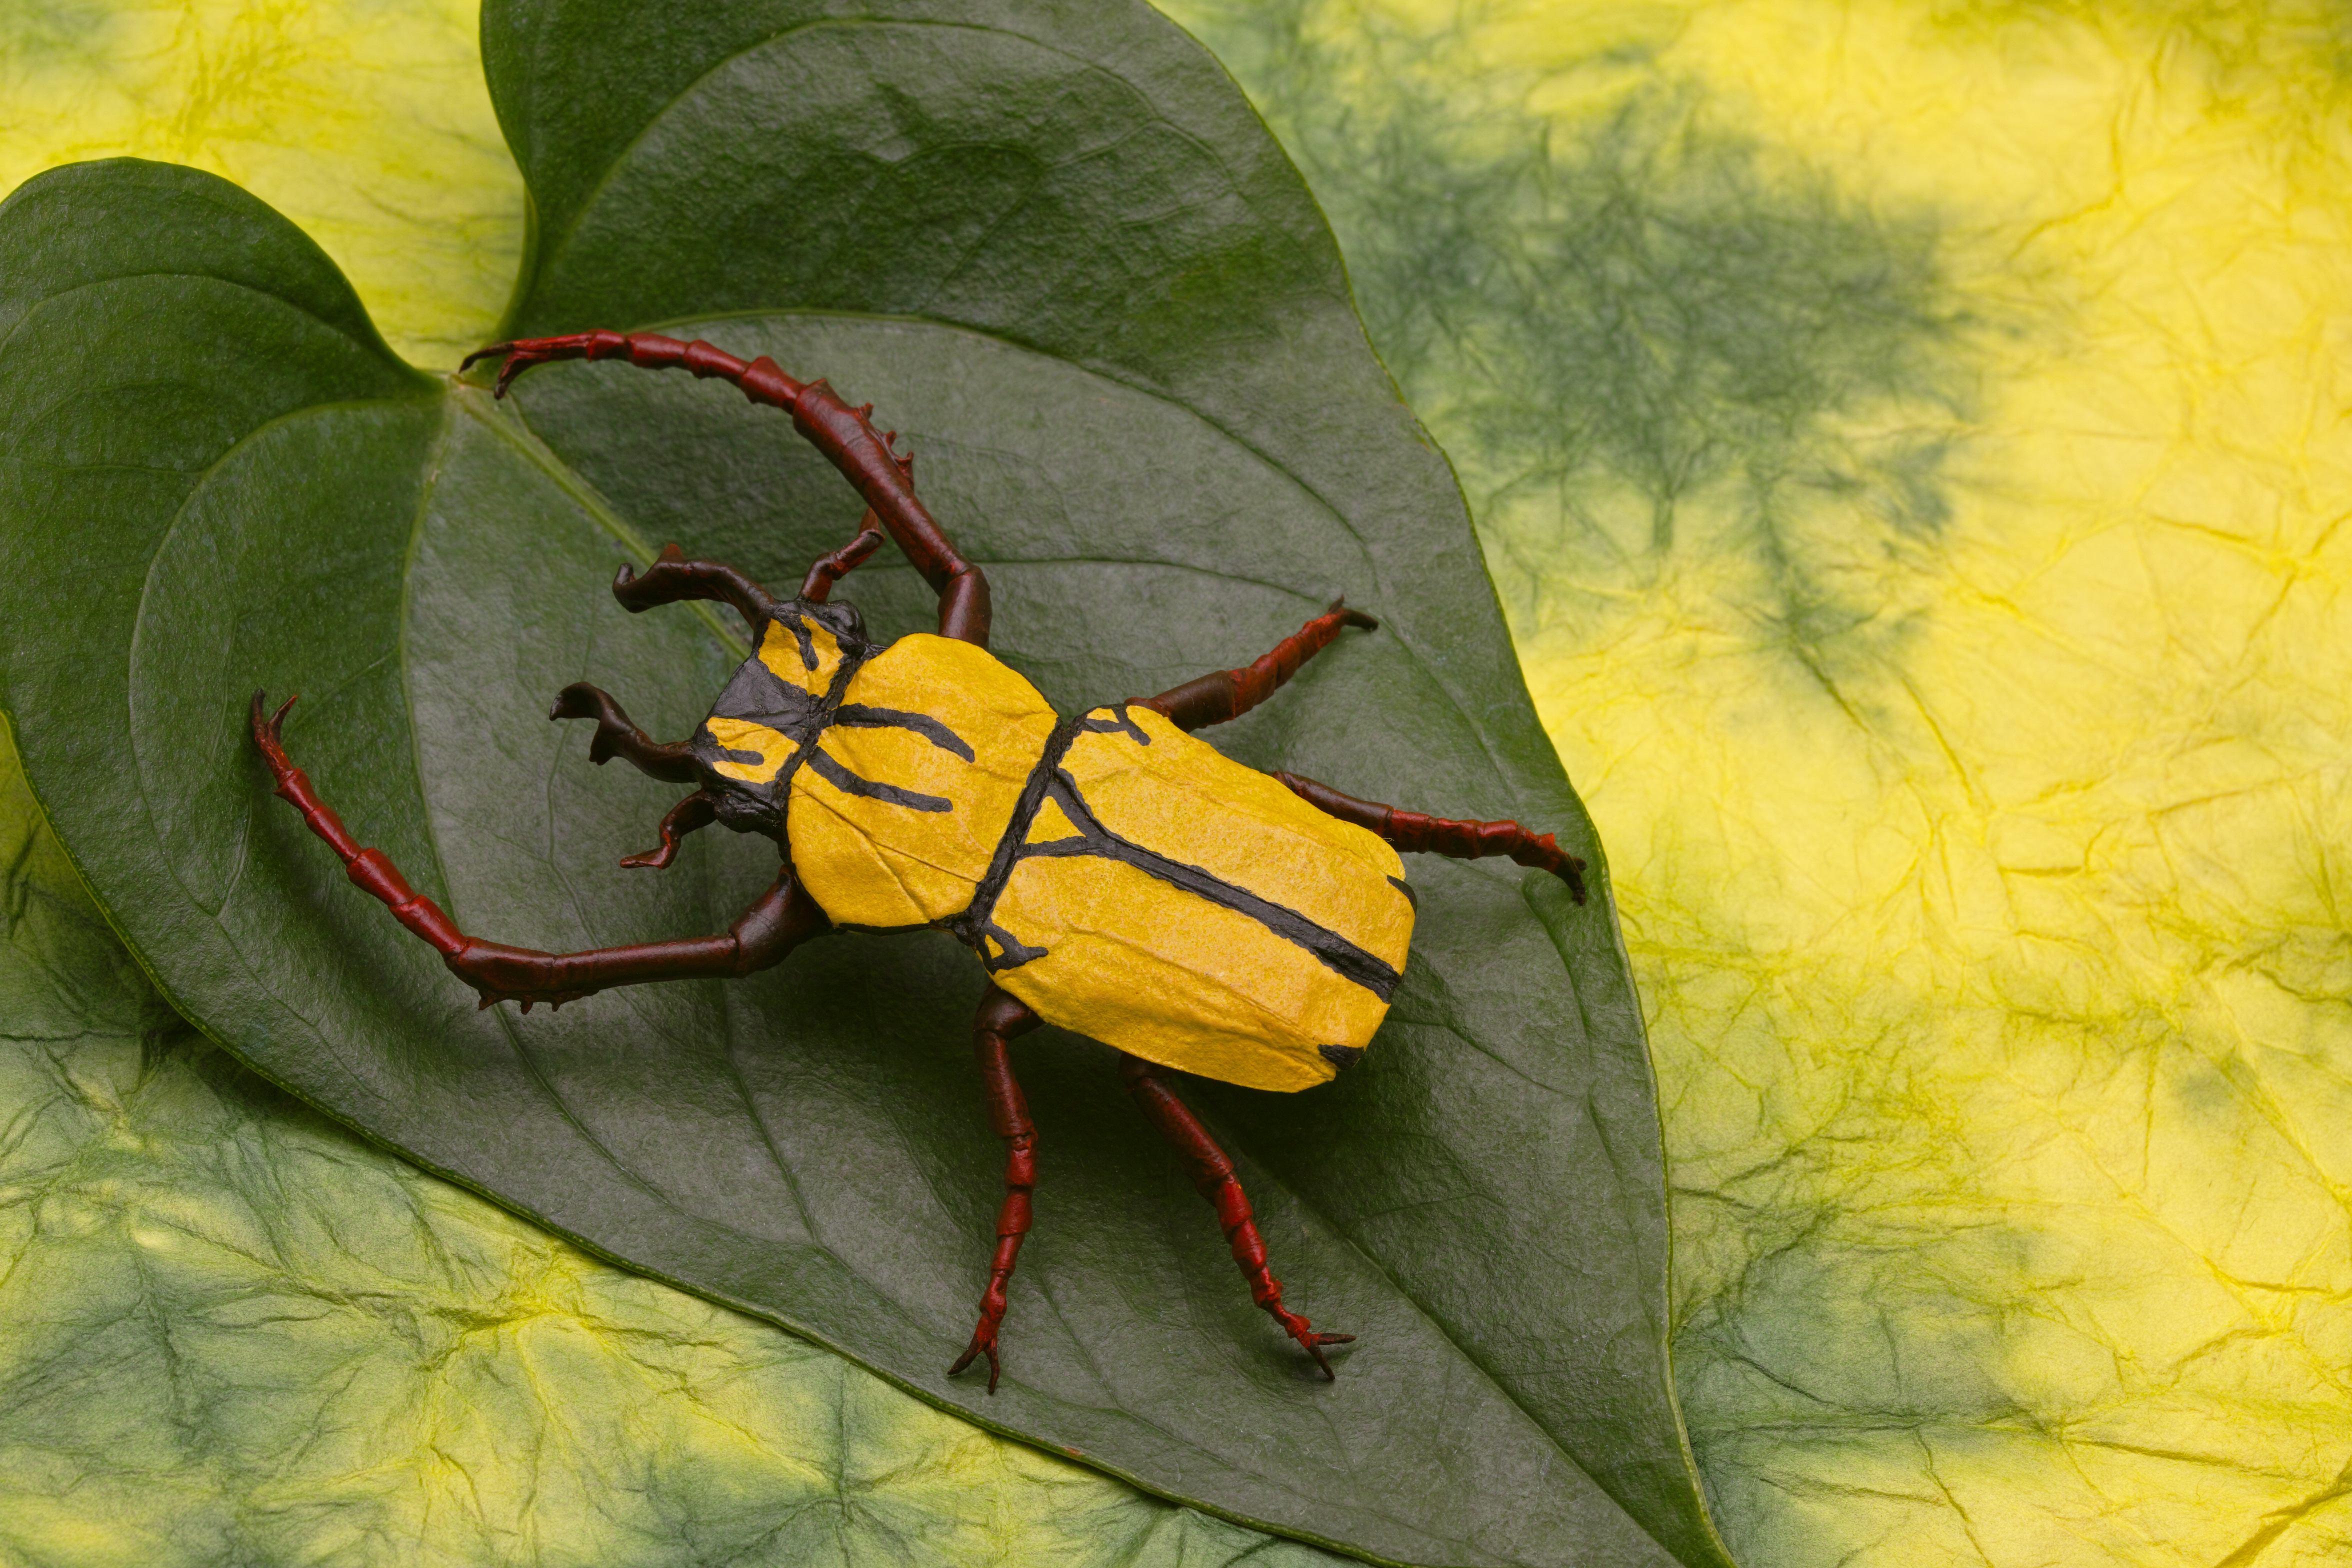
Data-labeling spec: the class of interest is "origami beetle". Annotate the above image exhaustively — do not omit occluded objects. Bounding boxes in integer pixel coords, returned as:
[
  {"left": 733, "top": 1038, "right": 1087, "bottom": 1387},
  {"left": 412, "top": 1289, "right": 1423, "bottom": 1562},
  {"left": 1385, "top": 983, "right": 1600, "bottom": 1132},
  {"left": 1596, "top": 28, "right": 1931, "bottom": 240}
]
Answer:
[{"left": 250, "top": 331, "right": 1586, "bottom": 1390}]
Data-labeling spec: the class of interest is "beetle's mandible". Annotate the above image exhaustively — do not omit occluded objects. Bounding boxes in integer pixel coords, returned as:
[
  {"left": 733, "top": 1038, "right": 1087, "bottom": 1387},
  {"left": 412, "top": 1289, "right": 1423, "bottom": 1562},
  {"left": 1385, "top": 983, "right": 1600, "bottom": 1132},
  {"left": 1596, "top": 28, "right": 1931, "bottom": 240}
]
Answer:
[{"left": 248, "top": 330, "right": 1587, "bottom": 1392}]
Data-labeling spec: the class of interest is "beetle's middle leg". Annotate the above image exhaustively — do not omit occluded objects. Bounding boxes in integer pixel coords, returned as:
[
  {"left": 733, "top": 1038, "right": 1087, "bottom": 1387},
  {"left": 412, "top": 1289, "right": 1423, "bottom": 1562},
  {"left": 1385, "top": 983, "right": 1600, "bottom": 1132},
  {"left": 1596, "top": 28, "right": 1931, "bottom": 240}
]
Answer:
[
  {"left": 1272, "top": 772, "right": 1588, "bottom": 904},
  {"left": 1119, "top": 1054, "right": 1355, "bottom": 1380},
  {"left": 1136, "top": 599, "right": 1377, "bottom": 732},
  {"left": 948, "top": 985, "right": 1046, "bottom": 1394}
]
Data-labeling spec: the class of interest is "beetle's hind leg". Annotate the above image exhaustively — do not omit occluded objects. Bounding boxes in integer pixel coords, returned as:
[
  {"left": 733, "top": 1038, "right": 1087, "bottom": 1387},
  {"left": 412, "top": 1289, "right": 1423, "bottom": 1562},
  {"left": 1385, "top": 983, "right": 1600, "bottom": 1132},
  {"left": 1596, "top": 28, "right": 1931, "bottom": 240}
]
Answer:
[
  {"left": 949, "top": 986, "right": 1046, "bottom": 1394},
  {"left": 1136, "top": 600, "right": 1377, "bottom": 732},
  {"left": 1272, "top": 772, "right": 1588, "bottom": 903},
  {"left": 1120, "top": 1055, "right": 1355, "bottom": 1379}
]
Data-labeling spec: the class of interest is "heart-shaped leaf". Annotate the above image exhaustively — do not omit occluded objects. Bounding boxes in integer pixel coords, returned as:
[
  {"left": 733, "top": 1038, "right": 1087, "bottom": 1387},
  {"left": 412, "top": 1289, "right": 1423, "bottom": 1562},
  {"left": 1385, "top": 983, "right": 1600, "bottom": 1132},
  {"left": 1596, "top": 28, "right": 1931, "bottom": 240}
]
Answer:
[
  {"left": 0, "top": 720, "right": 1349, "bottom": 1566},
  {"left": 0, "top": 3, "right": 1730, "bottom": 1563}
]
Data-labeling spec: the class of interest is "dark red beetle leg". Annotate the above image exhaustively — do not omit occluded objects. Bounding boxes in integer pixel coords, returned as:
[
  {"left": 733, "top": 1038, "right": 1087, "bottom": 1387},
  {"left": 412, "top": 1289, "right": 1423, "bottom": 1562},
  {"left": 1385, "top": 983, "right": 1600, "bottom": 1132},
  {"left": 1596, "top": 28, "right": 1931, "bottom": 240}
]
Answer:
[
  {"left": 468, "top": 333, "right": 992, "bottom": 646},
  {"left": 799, "top": 518, "right": 886, "bottom": 603},
  {"left": 252, "top": 693, "right": 829, "bottom": 1010},
  {"left": 949, "top": 986, "right": 1046, "bottom": 1394},
  {"left": 1118, "top": 1054, "right": 1354, "bottom": 1379},
  {"left": 547, "top": 682, "right": 699, "bottom": 782},
  {"left": 1136, "top": 600, "right": 1378, "bottom": 732},
  {"left": 608, "top": 542, "right": 778, "bottom": 630},
  {"left": 618, "top": 791, "right": 718, "bottom": 870},
  {"left": 1272, "top": 771, "right": 1588, "bottom": 904}
]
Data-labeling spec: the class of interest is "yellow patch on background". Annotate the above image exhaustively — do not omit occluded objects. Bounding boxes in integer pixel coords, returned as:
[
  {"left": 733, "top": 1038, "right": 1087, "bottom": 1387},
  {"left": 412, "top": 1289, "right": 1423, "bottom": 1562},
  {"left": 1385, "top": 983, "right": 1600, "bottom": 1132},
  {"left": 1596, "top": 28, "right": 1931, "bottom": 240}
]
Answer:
[
  {"left": 1156, "top": 0, "right": 2352, "bottom": 1560},
  {"left": 0, "top": 0, "right": 520, "bottom": 368}
]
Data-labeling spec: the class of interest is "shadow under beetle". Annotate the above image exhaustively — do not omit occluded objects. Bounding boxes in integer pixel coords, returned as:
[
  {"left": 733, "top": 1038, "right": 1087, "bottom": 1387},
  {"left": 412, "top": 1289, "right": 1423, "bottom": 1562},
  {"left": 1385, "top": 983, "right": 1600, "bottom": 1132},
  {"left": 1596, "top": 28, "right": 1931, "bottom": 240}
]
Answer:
[{"left": 250, "top": 330, "right": 1587, "bottom": 1391}]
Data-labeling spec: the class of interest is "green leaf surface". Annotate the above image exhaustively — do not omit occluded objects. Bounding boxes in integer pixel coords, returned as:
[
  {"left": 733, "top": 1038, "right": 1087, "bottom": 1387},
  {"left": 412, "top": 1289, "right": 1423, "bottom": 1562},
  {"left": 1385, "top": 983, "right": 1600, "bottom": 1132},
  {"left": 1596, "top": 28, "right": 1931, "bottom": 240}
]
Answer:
[
  {"left": 0, "top": 3, "right": 1730, "bottom": 1564},
  {"left": 0, "top": 720, "right": 1352, "bottom": 1568}
]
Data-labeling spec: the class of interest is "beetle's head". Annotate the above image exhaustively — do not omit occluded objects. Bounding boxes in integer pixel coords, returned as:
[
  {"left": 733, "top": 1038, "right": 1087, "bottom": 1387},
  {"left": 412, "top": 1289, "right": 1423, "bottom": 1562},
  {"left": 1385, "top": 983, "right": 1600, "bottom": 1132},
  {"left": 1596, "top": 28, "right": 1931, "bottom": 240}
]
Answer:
[{"left": 687, "top": 597, "right": 875, "bottom": 834}]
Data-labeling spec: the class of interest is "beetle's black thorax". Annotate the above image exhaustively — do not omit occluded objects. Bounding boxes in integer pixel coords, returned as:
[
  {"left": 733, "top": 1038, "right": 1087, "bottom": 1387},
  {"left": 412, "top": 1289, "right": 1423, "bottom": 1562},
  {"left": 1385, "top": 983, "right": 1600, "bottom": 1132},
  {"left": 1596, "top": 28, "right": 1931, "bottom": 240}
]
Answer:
[{"left": 691, "top": 597, "right": 876, "bottom": 835}]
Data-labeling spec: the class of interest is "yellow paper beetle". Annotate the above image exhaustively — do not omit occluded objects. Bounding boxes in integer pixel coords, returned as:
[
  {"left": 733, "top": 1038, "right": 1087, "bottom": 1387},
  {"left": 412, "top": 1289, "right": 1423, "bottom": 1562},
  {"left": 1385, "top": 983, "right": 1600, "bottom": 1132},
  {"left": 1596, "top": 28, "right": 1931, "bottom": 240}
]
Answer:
[{"left": 250, "top": 330, "right": 1586, "bottom": 1390}]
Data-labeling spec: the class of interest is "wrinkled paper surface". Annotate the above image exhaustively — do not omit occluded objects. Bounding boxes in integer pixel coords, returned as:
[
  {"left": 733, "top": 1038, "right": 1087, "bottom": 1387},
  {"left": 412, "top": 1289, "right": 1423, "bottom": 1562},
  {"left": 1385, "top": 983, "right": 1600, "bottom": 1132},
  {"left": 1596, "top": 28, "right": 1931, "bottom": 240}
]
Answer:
[
  {"left": 7, "top": 0, "right": 2352, "bottom": 1563},
  {"left": 1160, "top": 2, "right": 2352, "bottom": 1563}
]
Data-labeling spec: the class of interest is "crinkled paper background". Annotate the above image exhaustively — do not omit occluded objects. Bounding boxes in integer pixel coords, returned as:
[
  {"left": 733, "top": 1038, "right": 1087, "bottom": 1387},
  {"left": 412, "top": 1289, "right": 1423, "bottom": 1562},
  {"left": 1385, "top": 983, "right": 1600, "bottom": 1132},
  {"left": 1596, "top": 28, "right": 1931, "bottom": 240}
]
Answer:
[{"left": 4, "top": 2, "right": 2349, "bottom": 1564}]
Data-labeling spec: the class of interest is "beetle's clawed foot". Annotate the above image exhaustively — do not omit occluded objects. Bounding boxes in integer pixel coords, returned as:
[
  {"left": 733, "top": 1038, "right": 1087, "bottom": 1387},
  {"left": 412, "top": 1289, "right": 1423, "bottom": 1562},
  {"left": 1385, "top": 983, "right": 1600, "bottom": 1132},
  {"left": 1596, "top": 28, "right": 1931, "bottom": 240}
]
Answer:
[
  {"left": 248, "top": 690, "right": 302, "bottom": 788},
  {"left": 950, "top": 1280, "right": 1012, "bottom": 1394},
  {"left": 550, "top": 682, "right": 636, "bottom": 768},
  {"left": 444, "top": 938, "right": 600, "bottom": 1013},
  {"left": 948, "top": 1327, "right": 1004, "bottom": 1396},
  {"left": 610, "top": 542, "right": 686, "bottom": 601},
  {"left": 1522, "top": 831, "right": 1588, "bottom": 904},
  {"left": 1266, "top": 1305, "right": 1355, "bottom": 1380},
  {"left": 460, "top": 334, "right": 611, "bottom": 398},
  {"left": 946, "top": 1326, "right": 1002, "bottom": 1401},
  {"left": 620, "top": 791, "right": 718, "bottom": 870}
]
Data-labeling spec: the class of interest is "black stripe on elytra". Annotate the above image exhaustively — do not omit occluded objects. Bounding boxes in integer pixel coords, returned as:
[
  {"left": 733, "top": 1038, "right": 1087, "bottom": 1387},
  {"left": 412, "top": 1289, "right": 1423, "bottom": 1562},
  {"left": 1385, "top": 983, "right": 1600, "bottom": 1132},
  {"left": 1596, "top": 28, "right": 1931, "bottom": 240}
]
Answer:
[
  {"left": 833, "top": 703, "right": 976, "bottom": 761},
  {"left": 977, "top": 920, "right": 1050, "bottom": 972},
  {"left": 1388, "top": 875, "right": 1416, "bottom": 908},
  {"left": 1078, "top": 704, "right": 1151, "bottom": 744},
  {"left": 1021, "top": 768, "right": 1402, "bottom": 1002},
  {"left": 804, "top": 746, "right": 952, "bottom": 814},
  {"left": 956, "top": 715, "right": 1089, "bottom": 944}
]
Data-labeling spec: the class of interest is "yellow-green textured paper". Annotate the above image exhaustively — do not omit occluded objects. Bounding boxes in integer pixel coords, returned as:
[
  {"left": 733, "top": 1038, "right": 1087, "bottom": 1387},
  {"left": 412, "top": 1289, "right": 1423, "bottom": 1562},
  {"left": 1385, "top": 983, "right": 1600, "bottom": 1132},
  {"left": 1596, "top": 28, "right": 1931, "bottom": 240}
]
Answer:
[
  {"left": 1160, "top": 0, "right": 2352, "bottom": 1562},
  {"left": 6, "top": 1, "right": 2351, "bottom": 1565}
]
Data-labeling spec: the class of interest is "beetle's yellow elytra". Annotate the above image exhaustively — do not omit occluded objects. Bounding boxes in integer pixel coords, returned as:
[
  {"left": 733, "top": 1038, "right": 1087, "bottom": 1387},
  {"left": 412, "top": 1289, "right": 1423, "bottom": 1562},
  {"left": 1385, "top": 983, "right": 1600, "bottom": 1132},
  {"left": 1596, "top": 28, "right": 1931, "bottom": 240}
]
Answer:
[
  {"left": 971, "top": 704, "right": 1415, "bottom": 1092},
  {"left": 696, "top": 613, "right": 1416, "bottom": 1090}
]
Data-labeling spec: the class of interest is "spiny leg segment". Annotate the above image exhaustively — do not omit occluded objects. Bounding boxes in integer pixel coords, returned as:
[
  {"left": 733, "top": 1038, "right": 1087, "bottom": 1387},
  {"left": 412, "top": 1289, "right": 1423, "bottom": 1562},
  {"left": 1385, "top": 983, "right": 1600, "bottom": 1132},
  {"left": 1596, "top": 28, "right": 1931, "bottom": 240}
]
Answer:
[
  {"left": 949, "top": 986, "right": 1046, "bottom": 1394},
  {"left": 251, "top": 692, "right": 829, "bottom": 1008},
  {"left": 1120, "top": 1054, "right": 1354, "bottom": 1378},
  {"left": 464, "top": 332, "right": 990, "bottom": 645},
  {"left": 1137, "top": 604, "right": 1586, "bottom": 900},
  {"left": 1137, "top": 599, "right": 1376, "bottom": 732},
  {"left": 1274, "top": 772, "right": 1586, "bottom": 902}
]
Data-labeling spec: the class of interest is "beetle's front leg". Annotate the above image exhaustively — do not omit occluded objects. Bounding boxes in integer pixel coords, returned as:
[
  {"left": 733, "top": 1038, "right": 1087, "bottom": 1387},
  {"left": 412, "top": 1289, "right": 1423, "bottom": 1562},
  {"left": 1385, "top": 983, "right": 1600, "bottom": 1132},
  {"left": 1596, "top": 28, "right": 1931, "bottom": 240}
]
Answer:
[
  {"left": 948, "top": 986, "right": 1045, "bottom": 1394},
  {"left": 252, "top": 692, "right": 828, "bottom": 1010},
  {"left": 549, "top": 682, "right": 699, "bottom": 782}
]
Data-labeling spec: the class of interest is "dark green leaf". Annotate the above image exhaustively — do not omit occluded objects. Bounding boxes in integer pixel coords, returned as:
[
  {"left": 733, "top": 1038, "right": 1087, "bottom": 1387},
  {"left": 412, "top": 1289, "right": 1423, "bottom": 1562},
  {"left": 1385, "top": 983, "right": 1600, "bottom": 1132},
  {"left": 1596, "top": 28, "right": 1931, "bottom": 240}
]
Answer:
[
  {"left": 0, "top": 4, "right": 1730, "bottom": 1563},
  {"left": 0, "top": 721, "right": 1358, "bottom": 1566}
]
